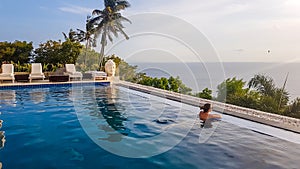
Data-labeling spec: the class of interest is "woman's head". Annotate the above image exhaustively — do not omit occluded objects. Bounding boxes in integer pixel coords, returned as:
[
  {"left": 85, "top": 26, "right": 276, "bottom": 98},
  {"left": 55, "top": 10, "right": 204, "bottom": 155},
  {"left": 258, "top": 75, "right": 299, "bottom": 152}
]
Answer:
[{"left": 200, "top": 103, "right": 212, "bottom": 113}]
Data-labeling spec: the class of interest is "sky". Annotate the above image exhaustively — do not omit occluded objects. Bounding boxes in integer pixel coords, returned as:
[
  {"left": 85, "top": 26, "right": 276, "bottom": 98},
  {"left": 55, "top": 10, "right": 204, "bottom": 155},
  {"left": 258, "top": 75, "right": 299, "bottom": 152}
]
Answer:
[{"left": 1, "top": 0, "right": 300, "bottom": 62}]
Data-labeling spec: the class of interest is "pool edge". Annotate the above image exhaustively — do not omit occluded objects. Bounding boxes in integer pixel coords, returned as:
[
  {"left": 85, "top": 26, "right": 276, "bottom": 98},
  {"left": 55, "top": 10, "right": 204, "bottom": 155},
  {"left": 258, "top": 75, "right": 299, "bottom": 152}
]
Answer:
[
  {"left": 116, "top": 80, "right": 300, "bottom": 134},
  {"left": 0, "top": 80, "right": 111, "bottom": 89}
]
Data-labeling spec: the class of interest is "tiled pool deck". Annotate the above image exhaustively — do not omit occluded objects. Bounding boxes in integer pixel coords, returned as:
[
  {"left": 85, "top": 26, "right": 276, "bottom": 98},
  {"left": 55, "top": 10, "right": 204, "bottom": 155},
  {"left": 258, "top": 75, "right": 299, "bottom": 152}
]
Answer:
[
  {"left": 1, "top": 79, "right": 300, "bottom": 133},
  {"left": 116, "top": 80, "right": 300, "bottom": 134}
]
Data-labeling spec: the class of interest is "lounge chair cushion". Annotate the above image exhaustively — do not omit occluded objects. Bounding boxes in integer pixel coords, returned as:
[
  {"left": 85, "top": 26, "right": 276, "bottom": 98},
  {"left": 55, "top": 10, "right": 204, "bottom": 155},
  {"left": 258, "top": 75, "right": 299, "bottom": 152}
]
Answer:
[
  {"left": 0, "top": 64, "right": 15, "bottom": 82},
  {"left": 29, "top": 63, "right": 45, "bottom": 82},
  {"left": 65, "top": 64, "right": 82, "bottom": 80}
]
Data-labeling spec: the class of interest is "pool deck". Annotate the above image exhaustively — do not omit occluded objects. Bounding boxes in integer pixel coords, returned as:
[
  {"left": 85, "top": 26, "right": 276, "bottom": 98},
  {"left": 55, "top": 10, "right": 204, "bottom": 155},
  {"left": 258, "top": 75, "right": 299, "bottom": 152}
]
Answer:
[{"left": 116, "top": 80, "right": 300, "bottom": 134}]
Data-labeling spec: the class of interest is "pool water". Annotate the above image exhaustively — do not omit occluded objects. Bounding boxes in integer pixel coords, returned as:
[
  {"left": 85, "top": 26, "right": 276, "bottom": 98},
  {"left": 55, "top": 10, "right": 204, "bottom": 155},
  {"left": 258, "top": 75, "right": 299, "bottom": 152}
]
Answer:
[{"left": 0, "top": 85, "right": 300, "bottom": 169}]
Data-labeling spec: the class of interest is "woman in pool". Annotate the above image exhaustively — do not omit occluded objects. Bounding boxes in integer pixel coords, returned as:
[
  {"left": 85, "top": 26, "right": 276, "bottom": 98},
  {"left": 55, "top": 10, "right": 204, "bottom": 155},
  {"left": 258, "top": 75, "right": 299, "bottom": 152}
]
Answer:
[{"left": 199, "top": 103, "right": 221, "bottom": 122}]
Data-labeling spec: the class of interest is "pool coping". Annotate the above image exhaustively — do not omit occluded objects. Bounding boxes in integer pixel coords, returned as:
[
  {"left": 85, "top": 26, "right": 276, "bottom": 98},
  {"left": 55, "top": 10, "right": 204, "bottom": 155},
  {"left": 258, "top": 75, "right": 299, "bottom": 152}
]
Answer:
[
  {"left": 0, "top": 80, "right": 111, "bottom": 89},
  {"left": 116, "top": 80, "right": 300, "bottom": 134}
]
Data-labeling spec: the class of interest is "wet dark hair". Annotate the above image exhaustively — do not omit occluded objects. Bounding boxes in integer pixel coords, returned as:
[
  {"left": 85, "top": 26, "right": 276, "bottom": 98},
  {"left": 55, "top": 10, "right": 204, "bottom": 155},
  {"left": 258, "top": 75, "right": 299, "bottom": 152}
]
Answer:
[{"left": 200, "top": 103, "right": 211, "bottom": 113}]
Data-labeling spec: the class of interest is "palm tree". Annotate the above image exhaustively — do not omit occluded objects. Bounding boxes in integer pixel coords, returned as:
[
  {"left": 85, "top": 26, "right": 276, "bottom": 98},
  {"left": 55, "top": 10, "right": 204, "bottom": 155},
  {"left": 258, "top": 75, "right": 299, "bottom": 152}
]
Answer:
[
  {"left": 74, "top": 16, "right": 98, "bottom": 65},
  {"left": 248, "top": 74, "right": 276, "bottom": 96},
  {"left": 88, "top": 0, "right": 131, "bottom": 70},
  {"left": 74, "top": 16, "right": 97, "bottom": 48},
  {"left": 62, "top": 29, "right": 77, "bottom": 42},
  {"left": 63, "top": 17, "right": 98, "bottom": 65},
  {"left": 248, "top": 74, "right": 289, "bottom": 113}
]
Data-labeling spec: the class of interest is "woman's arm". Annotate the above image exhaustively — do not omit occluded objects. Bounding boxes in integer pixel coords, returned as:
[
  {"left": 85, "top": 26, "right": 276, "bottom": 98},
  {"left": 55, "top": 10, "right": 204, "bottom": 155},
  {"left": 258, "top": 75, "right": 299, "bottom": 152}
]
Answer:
[{"left": 208, "top": 114, "right": 222, "bottom": 119}]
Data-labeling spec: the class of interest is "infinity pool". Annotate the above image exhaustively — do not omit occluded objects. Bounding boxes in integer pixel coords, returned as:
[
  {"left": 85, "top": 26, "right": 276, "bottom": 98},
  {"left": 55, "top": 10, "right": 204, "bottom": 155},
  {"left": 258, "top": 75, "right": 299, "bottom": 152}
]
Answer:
[{"left": 0, "top": 84, "right": 300, "bottom": 168}]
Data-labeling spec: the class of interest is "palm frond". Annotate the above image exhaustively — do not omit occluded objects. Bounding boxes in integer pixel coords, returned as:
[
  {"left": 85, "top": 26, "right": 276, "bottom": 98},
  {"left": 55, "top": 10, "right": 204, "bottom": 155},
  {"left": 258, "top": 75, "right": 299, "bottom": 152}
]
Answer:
[
  {"left": 115, "top": 20, "right": 125, "bottom": 29},
  {"left": 115, "top": 24, "right": 129, "bottom": 40},
  {"left": 104, "top": 0, "right": 130, "bottom": 11},
  {"left": 107, "top": 31, "right": 114, "bottom": 42},
  {"left": 93, "top": 23, "right": 103, "bottom": 40},
  {"left": 88, "top": 15, "right": 104, "bottom": 26},
  {"left": 62, "top": 32, "right": 68, "bottom": 40},
  {"left": 92, "top": 38, "right": 97, "bottom": 47},
  {"left": 114, "top": 2, "right": 130, "bottom": 11},
  {"left": 92, "top": 9, "right": 104, "bottom": 15},
  {"left": 104, "top": 0, "right": 114, "bottom": 8},
  {"left": 107, "top": 22, "right": 119, "bottom": 38},
  {"left": 76, "top": 29, "right": 85, "bottom": 35},
  {"left": 119, "top": 16, "right": 132, "bottom": 24},
  {"left": 101, "top": 27, "right": 108, "bottom": 46}
]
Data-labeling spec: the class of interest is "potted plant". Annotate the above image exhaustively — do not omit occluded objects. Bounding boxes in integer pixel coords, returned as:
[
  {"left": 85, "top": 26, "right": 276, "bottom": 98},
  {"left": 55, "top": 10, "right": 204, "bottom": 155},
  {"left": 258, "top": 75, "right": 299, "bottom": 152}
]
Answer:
[
  {"left": 13, "top": 62, "right": 31, "bottom": 82},
  {"left": 14, "top": 62, "right": 31, "bottom": 75}
]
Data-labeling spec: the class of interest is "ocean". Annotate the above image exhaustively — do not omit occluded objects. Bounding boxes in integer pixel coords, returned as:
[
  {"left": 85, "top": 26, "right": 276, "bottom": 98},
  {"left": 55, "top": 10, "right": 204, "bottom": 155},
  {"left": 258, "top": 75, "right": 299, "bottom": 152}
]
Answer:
[{"left": 130, "top": 62, "right": 300, "bottom": 100}]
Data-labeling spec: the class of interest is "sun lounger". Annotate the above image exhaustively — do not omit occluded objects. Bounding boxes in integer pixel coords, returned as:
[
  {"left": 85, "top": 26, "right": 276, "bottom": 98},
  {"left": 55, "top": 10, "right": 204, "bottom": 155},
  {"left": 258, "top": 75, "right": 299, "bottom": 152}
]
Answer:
[
  {"left": 65, "top": 64, "right": 82, "bottom": 81},
  {"left": 86, "top": 71, "right": 107, "bottom": 80},
  {"left": 29, "top": 63, "right": 45, "bottom": 82},
  {"left": 0, "top": 64, "right": 15, "bottom": 83}
]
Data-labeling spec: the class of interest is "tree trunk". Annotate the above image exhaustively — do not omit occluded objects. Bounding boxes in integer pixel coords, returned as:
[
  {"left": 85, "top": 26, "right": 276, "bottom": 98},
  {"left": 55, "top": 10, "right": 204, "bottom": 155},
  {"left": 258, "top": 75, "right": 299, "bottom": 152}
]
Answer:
[
  {"left": 84, "top": 41, "right": 89, "bottom": 66},
  {"left": 99, "top": 28, "right": 107, "bottom": 71},
  {"left": 99, "top": 44, "right": 105, "bottom": 71}
]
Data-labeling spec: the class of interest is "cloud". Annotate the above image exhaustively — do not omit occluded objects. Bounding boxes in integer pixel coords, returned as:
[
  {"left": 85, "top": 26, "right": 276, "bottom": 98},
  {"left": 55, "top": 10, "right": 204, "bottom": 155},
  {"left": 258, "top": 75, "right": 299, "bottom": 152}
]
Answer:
[
  {"left": 59, "top": 5, "right": 93, "bottom": 15},
  {"left": 130, "top": 0, "right": 295, "bottom": 24}
]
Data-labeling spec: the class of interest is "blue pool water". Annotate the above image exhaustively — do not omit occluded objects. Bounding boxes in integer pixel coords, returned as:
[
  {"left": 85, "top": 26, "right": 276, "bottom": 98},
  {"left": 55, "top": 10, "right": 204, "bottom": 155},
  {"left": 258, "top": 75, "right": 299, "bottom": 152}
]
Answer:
[{"left": 0, "top": 84, "right": 300, "bottom": 168}]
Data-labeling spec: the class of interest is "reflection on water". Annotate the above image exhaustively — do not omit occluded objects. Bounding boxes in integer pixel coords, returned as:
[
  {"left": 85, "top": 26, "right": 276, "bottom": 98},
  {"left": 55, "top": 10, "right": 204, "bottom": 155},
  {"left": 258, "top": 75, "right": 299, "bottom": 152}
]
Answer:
[
  {"left": 0, "top": 122, "right": 5, "bottom": 169},
  {"left": 0, "top": 118, "right": 5, "bottom": 150},
  {"left": 90, "top": 86, "right": 180, "bottom": 141},
  {"left": 95, "top": 86, "right": 129, "bottom": 140},
  {"left": 0, "top": 131, "right": 5, "bottom": 149},
  {"left": 30, "top": 88, "right": 47, "bottom": 104},
  {"left": 200, "top": 119, "right": 217, "bottom": 128},
  {"left": 0, "top": 110, "right": 2, "bottom": 169},
  {"left": 0, "top": 107, "right": 4, "bottom": 169},
  {"left": 84, "top": 85, "right": 175, "bottom": 142},
  {"left": 0, "top": 90, "right": 16, "bottom": 106},
  {"left": 106, "top": 86, "right": 117, "bottom": 105},
  {"left": 72, "top": 85, "right": 128, "bottom": 142}
]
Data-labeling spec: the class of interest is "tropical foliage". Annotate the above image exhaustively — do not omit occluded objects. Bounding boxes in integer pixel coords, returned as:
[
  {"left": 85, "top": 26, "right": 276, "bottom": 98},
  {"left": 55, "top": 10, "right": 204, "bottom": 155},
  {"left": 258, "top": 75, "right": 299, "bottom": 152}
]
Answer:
[
  {"left": 33, "top": 39, "right": 83, "bottom": 66},
  {"left": 13, "top": 62, "right": 31, "bottom": 72},
  {"left": 217, "top": 77, "right": 248, "bottom": 103},
  {"left": 286, "top": 98, "right": 300, "bottom": 118},
  {"left": 248, "top": 74, "right": 289, "bottom": 112},
  {"left": 136, "top": 73, "right": 192, "bottom": 95},
  {"left": 216, "top": 74, "right": 292, "bottom": 115},
  {"left": 0, "top": 41, "right": 33, "bottom": 64},
  {"left": 194, "top": 88, "right": 213, "bottom": 100}
]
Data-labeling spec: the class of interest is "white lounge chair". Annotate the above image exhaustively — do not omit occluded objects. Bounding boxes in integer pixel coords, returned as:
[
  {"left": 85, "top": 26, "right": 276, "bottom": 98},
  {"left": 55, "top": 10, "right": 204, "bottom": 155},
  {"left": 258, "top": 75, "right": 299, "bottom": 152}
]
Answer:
[
  {"left": 65, "top": 64, "right": 82, "bottom": 81},
  {"left": 29, "top": 63, "right": 45, "bottom": 83},
  {"left": 0, "top": 64, "right": 15, "bottom": 83},
  {"left": 86, "top": 71, "right": 107, "bottom": 80}
]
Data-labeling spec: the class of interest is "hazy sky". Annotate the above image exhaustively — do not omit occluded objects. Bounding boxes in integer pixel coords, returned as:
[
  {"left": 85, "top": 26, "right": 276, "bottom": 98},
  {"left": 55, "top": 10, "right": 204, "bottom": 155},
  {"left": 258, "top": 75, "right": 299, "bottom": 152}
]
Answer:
[{"left": 1, "top": 0, "right": 300, "bottom": 62}]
